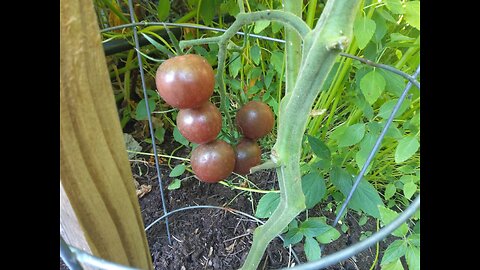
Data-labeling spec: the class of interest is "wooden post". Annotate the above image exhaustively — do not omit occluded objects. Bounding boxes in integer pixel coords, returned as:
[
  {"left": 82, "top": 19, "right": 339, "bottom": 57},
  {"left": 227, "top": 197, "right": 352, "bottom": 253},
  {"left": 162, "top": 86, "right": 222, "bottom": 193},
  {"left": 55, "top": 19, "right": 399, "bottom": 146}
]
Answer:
[{"left": 60, "top": 0, "right": 152, "bottom": 268}]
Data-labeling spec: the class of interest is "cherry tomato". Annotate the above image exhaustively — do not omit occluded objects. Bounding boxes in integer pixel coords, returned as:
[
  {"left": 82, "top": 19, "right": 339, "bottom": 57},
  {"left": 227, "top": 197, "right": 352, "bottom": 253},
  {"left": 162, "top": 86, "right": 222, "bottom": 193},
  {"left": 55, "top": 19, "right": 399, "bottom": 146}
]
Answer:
[
  {"left": 236, "top": 101, "right": 274, "bottom": 139},
  {"left": 234, "top": 138, "right": 262, "bottom": 175},
  {"left": 190, "top": 139, "right": 235, "bottom": 183},
  {"left": 176, "top": 101, "right": 222, "bottom": 144},
  {"left": 155, "top": 54, "right": 215, "bottom": 109}
]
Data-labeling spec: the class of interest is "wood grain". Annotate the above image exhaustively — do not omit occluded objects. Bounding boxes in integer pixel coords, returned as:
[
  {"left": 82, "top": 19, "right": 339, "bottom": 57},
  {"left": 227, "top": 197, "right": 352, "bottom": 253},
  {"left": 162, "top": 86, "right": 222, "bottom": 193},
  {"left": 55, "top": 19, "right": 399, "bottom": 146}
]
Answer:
[{"left": 60, "top": 0, "right": 152, "bottom": 268}]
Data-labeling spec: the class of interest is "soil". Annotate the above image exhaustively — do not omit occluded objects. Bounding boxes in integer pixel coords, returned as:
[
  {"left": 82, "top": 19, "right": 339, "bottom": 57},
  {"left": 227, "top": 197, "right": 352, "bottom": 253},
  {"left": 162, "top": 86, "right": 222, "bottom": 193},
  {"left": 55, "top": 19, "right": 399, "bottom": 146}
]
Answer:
[{"left": 60, "top": 137, "right": 396, "bottom": 270}]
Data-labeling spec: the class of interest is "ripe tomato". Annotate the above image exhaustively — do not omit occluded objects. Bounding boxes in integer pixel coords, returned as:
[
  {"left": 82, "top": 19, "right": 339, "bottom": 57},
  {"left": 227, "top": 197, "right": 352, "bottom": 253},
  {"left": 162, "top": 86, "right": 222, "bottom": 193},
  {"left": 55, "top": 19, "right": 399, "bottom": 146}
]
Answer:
[
  {"left": 233, "top": 138, "right": 261, "bottom": 175},
  {"left": 236, "top": 101, "right": 274, "bottom": 140},
  {"left": 190, "top": 140, "right": 235, "bottom": 183},
  {"left": 155, "top": 54, "right": 215, "bottom": 109},
  {"left": 177, "top": 101, "right": 222, "bottom": 144}
]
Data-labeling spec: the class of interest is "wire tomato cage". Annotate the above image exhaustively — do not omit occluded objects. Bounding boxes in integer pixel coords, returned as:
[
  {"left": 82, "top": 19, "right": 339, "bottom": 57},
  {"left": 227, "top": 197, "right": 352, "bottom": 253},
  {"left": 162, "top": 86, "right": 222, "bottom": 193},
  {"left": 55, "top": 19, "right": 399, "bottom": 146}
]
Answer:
[{"left": 60, "top": 0, "right": 420, "bottom": 269}]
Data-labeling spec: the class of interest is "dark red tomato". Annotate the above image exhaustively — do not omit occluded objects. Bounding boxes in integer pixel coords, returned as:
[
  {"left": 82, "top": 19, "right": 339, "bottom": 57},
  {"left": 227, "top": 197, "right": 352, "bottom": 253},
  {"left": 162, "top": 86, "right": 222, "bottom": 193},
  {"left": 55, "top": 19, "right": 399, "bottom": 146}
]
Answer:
[
  {"left": 155, "top": 54, "right": 215, "bottom": 109},
  {"left": 236, "top": 101, "right": 274, "bottom": 140},
  {"left": 177, "top": 101, "right": 222, "bottom": 144},
  {"left": 190, "top": 140, "right": 235, "bottom": 183},
  {"left": 234, "top": 138, "right": 261, "bottom": 175}
]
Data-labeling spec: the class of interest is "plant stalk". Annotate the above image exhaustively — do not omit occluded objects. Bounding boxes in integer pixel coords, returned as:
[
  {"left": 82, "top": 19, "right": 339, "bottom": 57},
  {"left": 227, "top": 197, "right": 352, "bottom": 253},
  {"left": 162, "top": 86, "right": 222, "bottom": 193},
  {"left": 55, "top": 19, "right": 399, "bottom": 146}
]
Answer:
[{"left": 240, "top": 1, "right": 361, "bottom": 269}]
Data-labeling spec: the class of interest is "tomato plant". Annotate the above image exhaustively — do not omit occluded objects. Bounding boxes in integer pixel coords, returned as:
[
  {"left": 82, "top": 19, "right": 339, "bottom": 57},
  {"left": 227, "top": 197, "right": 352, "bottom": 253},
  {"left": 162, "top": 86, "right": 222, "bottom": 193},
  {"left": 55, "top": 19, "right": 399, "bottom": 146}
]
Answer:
[
  {"left": 155, "top": 54, "right": 215, "bottom": 109},
  {"left": 234, "top": 138, "right": 262, "bottom": 175},
  {"left": 236, "top": 101, "right": 274, "bottom": 140},
  {"left": 190, "top": 139, "right": 236, "bottom": 183},
  {"left": 176, "top": 101, "right": 222, "bottom": 144}
]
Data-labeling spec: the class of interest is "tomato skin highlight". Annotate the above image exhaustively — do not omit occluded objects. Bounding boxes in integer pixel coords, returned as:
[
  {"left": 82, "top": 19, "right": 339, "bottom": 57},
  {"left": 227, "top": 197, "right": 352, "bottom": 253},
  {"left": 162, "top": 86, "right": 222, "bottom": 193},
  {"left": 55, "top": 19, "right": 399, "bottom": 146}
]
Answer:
[
  {"left": 155, "top": 54, "right": 215, "bottom": 109},
  {"left": 177, "top": 101, "right": 222, "bottom": 144},
  {"left": 190, "top": 140, "right": 236, "bottom": 183},
  {"left": 234, "top": 138, "right": 262, "bottom": 175},
  {"left": 236, "top": 101, "right": 275, "bottom": 140}
]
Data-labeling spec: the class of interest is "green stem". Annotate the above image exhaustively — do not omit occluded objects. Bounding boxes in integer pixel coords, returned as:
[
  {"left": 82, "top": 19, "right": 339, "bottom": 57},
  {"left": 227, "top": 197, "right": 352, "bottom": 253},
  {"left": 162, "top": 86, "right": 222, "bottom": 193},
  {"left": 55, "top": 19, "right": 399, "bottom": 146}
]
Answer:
[
  {"left": 395, "top": 36, "right": 420, "bottom": 69},
  {"left": 306, "top": 0, "right": 318, "bottom": 29},
  {"left": 241, "top": 1, "right": 361, "bottom": 269},
  {"left": 283, "top": 0, "right": 303, "bottom": 95}
]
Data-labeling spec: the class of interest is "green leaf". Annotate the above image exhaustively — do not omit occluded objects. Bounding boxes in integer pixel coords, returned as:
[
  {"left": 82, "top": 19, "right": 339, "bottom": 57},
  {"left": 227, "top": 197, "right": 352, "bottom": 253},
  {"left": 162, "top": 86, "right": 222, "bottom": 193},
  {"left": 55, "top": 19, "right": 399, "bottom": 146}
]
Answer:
[
  {"left": 330, "top": 167, "right": 384, "bottom": 218},
  {"left": 379, "top": 69, "right": 406, "bottom": 97},
  {"left": 404, "top": 1, "right": 420, "bottom": 30},
  {"left": 299, "top": 218, "right": 332, "bottom": 237},
  {"left": 167, "top": 178, "right": 181, "bottom": 190},
  {"left": 378, "top": 206, "right": 408, "bottom": 237},
  {"left": 316, "top": 226, "right": 341, "bottom": 244},
  {"left": 157, "top": 0, "right": 171, "bottom": 21},
  {"left": 307, "top": 135, "right": 331, "bottom": 160},
  {"left": 385, "top": 0, "right": 404, "bottom": 14},
  {"left": 384, "top": 183, "right": 396, "bottom": 200},
  {"left": 407, "top": 233, "right": 420, "bottom": 247},
  {"left": 377, "top": 99, "right": 410, "bottom": 119},
  {"left": 264, "top": 69, "right": 275, "bottom": 90},
  {"left": 255, "top": 192, "right": 280, "bottom": 218},
  {"left": 220, "top": 0, "right": 239, "bottom": 16},
  {"left": 173, "top": 126, "right": 189, "bottom": 146},
  {"left": 372, "top": 12, "right": 387, "bottom": 43},
  {"left": 405, "top": 245, "right": 420, "bottom": 270},
  {"left": 271, "top": 21, "right": 283, "bottom": 33},
  {"left": 140, "top": 33, "right": 171, "bottom": 57},
  {"left": 382, "top": 259, "right": 405, "bottom": 270},
  {"left": 270, "top": 51, "right": 284, "bottom": 75},
  {"left": 283, "top": 228, "right": 303, "bottom": 246},
  {"left": 254, "top": 20, "right": 270, "bottom": 34},
  {"left": 390, "top": 33, "right": 416, "bottom": 43},
  {"left": 199, "top": 0, "right": 215, "bottom": 25},
  {"left": 358, "top": 215, "right": 368, "bottom": 226},
  {"left": 395, "top": 135, "right": 420, "bottom": 163},
  {"left": 154, "top": 128, "right": 165, "bottom": 144},
  {"left": 304, "top": 237, "right": 321, "bottom": 262},
  {"left": 403, "top": 181, "right": 417, "bottom": 199},
  {"left": 376, "top": 8, "right": 397, "bottom": 23},
  {"left": 360, "top": 70, "right": 386, "bottom": 105},
  {"left": 329, "top": 123, "right": 349, "bottom": 141},
  {"left": 302, "top": 172, "right": 326, "bottom": 209},
  {"left": 337, "top": 123, "right": 365, "bottom": 147},
  {"left": 135, "top": 99, "right": 156, "bottom": 120},
  {"left": 250, "top": 45, "right": 261, "bottom": 65},
  {"left": 381, "top": 239, "right": 407, "bottom": 265},
  {"left": 228, "top": 52, "right": 242, "bottom": 78},
  {"left": 354, "top": 16, "right": 376, "bottom": 49},
  {"left": 169, "top": 164, "right": 186, "bottom": 177},
  {"left": 355, "top": 132, "right": 376, "bottom": 174},
  {"left": 400, "top": 175, "right": 419, "bottom": 184}
]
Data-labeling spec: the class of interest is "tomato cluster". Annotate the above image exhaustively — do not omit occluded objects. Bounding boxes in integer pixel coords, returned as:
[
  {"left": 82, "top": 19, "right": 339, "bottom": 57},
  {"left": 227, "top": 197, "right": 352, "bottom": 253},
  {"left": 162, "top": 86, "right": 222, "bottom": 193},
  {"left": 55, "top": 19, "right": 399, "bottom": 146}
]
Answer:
[{"left": 155, "top": 54, "right": 274, "bottom": 183}]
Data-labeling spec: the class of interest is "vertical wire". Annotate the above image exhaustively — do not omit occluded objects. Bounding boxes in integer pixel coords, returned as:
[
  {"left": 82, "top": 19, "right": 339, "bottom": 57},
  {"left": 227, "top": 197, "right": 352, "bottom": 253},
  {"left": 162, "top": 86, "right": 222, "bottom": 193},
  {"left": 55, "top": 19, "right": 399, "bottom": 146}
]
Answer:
[
  {"left": 126, "top": 0, "right": 171, "bottom": 244},
  {"left": 331, "top": 65, "right": 421, "bottom": 227}
]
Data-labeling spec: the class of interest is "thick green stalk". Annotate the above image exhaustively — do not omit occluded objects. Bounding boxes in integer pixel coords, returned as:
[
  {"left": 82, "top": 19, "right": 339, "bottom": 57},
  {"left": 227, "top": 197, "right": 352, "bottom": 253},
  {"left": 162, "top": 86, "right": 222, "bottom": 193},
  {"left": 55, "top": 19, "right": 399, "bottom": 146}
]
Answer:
[
  {"left": 283, "top": 0, "right": 303, "bottom": 95},
  {"left": 240, "top": 1, "right": 361, "bottom": 269}
]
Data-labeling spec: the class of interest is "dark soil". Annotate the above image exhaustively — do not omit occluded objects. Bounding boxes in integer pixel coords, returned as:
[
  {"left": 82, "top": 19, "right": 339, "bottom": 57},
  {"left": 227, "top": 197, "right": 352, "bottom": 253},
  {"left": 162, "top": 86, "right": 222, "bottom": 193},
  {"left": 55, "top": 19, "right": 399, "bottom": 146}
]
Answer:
[{"left": 60, "top": 137, "right": 395, "bottom": 270}]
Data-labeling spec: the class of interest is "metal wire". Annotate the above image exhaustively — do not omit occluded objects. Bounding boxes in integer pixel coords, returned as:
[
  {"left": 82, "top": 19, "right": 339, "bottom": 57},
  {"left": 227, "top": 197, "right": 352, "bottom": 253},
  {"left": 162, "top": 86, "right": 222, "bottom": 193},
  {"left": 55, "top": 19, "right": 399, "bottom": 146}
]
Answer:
[
  {"left": 100, "top": 21, "right": 286, "bottom": 43},
  {"left": 60, "top": 236, "right": 83, "bottom": 270},
  {"left": 330, "top": 65, "right": 420, "bottom": 229},
  {"left": 70, "top": 246, "right": 142, "bottom": 270},
  {"left": 126, "top": 0, "right": 171, "bottom": 244},
  {"left": 290, "top": 195, "right": 420, "bottom": 270}
]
